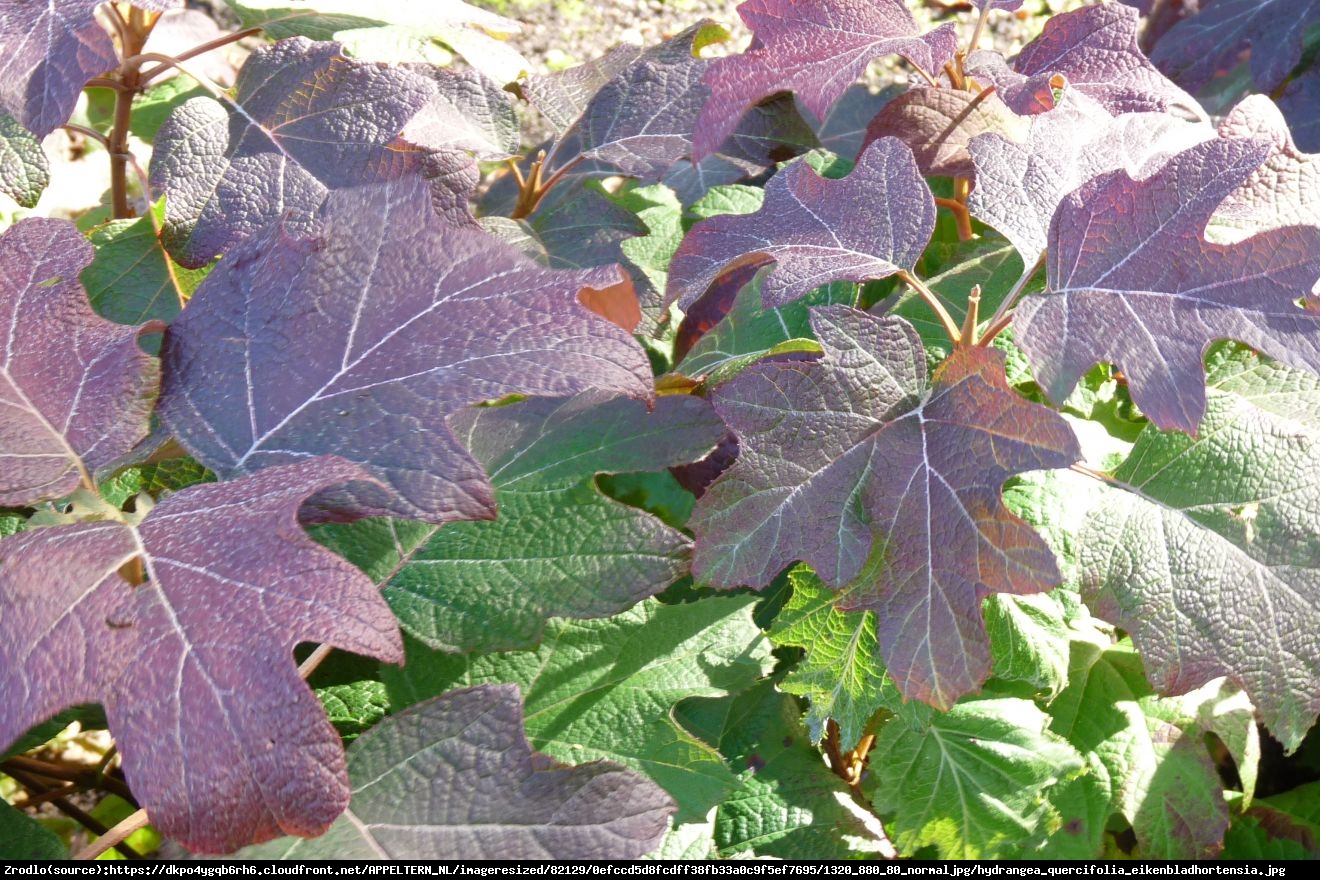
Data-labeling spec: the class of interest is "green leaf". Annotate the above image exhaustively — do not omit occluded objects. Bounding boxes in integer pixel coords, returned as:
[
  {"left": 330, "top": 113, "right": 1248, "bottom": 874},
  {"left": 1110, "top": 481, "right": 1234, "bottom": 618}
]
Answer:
[
  {"left": 676, "top": 681, "right": 888, "bottom": 859},
  {"left": 983, "top": 592, "right": 1071, "bottom": 699},
  {"left": 1046, "top": 633, "right": 1252, "bottom": 858},
  {"left": 685, "top": 184, "right": 763, "bottom": 225},
  {"left": 82, "top": 207, "right": 210, "bottom": 336},
  {"left": 382, "top": 596, "right": 775, "bottom": 821},
  {"left": 317, "top": 679, "right": 390, "bottom": 742},
  {"left": 889, "top": 238, "right": 1023, "bottom": 360},
  {"left": 1081, "top": 356, "right": 1320, "bottom": 752},
  {"left": 316, "top": 392, "right": 724, "bottom": 653},
  {"left": 1226, "top": 781, "right": 1320, "bottom": 858},
  {"left": 768, "top": 565, "right": 888, "bottom": 751},
  {"left": 0, "top": 113, "right": 49, "bottom": 209},
  {"left": 1222, "top": 811, "right": 1317, "bottom": 859},
  {"left": 0, "top": 801, "right": 67, "bottom": 859},
  {"left": 2, "top": 705, "right": 107, "bottom": 760},
  {"left": 869, "top": 696, "right": 1087, "bottom": 859},
  {"left": 227, "top": 0, "right": 529, "bottom": 83},
  {"left": 677, "top": 276, "right": 855, "bottom": 383},
  {"left": 98, "top": 458, "right": 216, "bottom": 509},
  {"left": 608, "top": 182, "right": 684, "bottom": 333}
]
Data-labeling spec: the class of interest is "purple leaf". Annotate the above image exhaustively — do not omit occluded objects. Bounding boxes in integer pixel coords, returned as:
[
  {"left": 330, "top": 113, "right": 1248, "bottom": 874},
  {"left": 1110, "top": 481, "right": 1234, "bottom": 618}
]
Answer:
[
  {"left": 691, "top": 306, "right": 1080, "bottom": 708},
  {"left": 1013, "top": 3, "right": 1200, "bottom": 116},
  {"left": 149, "top": 37, "right": 435, "bottom": 267},
  {"left": 1149, "top": 0, "right": 1320, "bottom": 92},
  {"left": 968, "top": 92, "right": 1212, "bottom": 267},
  {"left": 0, "top": 219, "right": 159, "bottom": 506},
  {"left": 666, "top": 138, "right": 935, "bottom": 310},
  {"left": 234, "top": 685, "right": 674, "bottom": 859},
  {"left": 0, "top": 0, "right": 114, "bottom": 138},
  {"left": 1212, "top": 96, "right": 1320, "bottom": 243},
  {"left": 862, "top": 85, "right": 1029, "bottom": 179},
  {"left": 0, "top": 457, "right": 404, "bottom": 853},
  {"left": 1279, "top": 67, "right": 1320, "bottom": 153},
  {"left": 556, "top": 23, "right": 716, "bottom": 180},
  {"left": 158, "top": 179, "right": 652, "bottom": 523},
  {"left": 692, "top": 0, "right": 957, "bottom": 161},
  {"left": 1014, "top": 137, "right": 1320, "bottom": 433},
  {"left": 521, "top": 43, "right": 643, "bottom": 132},
  {"left": 397, "top": 66, "right": 519, "bottom": 160}
]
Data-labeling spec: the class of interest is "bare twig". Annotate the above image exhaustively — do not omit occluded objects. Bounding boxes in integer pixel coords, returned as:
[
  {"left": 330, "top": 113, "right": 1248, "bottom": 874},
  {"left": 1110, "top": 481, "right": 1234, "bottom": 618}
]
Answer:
[{"left": 74, "top": 808, "right": 151, "bottom": 861}]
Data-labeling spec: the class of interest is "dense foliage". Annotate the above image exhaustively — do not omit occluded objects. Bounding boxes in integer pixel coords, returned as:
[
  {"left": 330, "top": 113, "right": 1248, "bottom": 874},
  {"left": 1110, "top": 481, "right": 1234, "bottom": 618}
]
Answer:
[{"left": 1, "top": 0, "right": 1319, "bottom": 860}]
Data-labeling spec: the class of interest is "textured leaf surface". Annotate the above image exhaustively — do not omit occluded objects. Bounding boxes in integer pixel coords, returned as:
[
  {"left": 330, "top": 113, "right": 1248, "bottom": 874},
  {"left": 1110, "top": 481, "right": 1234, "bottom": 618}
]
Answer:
[
  {"left": 1229, "top": 781, "right": 1320, "bottom": 858},
  {"left": 1080, "top": 357, "right": 1320, "bottom": 752},
  {"left": 159, "top": 180, "right": 650, "bottom": 523},
  {"left": 316, "top": 679, "right": 389, "bottom": 743},
  {"left": 870, "top": 697, "right": 1086, "bottom": 858},
  {"left": 1011, "top": 3, "right": 1198, "bottom": 115},
  {"left": 0, "top": 0, "right": 117, "bottom": 137},
  {"left": 768, "top": 566, "right": 885, "bottom": 750},
  {"left": 0, "top": 219, "right": 159, "bottom": 506},
  {"left": 0, "top": 801, "right": 67, "bottom": 859},
  {"left": 0, "top": 458, "right": 404, "bottom": 853},
  {"left": 692, "top": 307, "right": 1080, "bottom": 708},
  {"left": 1212, "top": 95, "right": 1320, "bottom": 244},
  {"left": 1047, "top": 635, "right": 1241, "bottom": 858},
  {"left": 555, "top": 24, "right": 715, "bottom": 180},
  {"left": 967, "top": 92, "right": 1211, "bottom": 267},
  {"left": 667, "top": 138, "right": 934, "bottom": 310},
  {"left": 676, "top": 277, "right": 854, "bottom": 384},
  {"left": 676, "top": 681, "right": 888, "bottom": 858},
  {"left": 232, "top": 685, "right": 673, "bottom": 859},
  {"left": 692, "top": 0, "right": 956, "bottom": 160},
  {"left": 1149, "top": 0, "right": 1320, "bottom": 92},
  {"left": 397, "top": 66, "right": 518, "bottom": 160},
  {"left": 0, "top": 113, "right": 49, "bottom": 208},
  {"left": 863, "top": 87, "right": 1028, "bottom": 179},
  {"left": 1014, "top": 137, "right": 1320, "bottom": 432},
  {"left": 315, "top": 391, "right": 724, "bottom": 652},
  {"left": 383, "top": 597, "right": 775, "bottom": 820},
  {"left": 149, "top": 37, "right": 434, "bottom": 267}
]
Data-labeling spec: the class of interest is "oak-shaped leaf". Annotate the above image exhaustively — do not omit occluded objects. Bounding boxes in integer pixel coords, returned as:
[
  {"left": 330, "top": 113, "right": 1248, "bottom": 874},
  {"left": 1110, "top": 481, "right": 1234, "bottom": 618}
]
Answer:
[
  {"left": 862, "top": 86, "right": 1029, "bottom": 180},
  {"left": 149, "top": 37, "right": 435, "bottom": 267},
  {"left": 967, "top": 91, "right": 1212, "bottom": 268},
  {"left": 229, "top": 685, "right": 674, "bottom": 859},
  {"left": 313, "top": 391, "right": 726, "bottom": 653},
  {"left": 1149, "top": 0, "right": 1320, "bottom": 93},
  {"left": 1080, "top": 355, "right": 1320, "bottom": 752},
  {"left": 0, "top": 457, "right": 404, "bottom": 853},
  {"left": 158, "top": 178, "right": 651, "bottom": 523},
  {"left": 0, "top": 0, "right": 178, "bottom": 138},
  {"left": 383, "top": 597, "right": 775, "bottom": 821},
  {"left": 0, "top": 219, "right": 160, "bottom": 506},
  {"left": 1014, "top": 136, "right": 1320, "bottom": 433},
  {"left": 691, "top": 306, "right": 1080, "bottom": 708},
  {"left": 1211, "top": 95, "right": 1320, "bottom": 244},
  {"left": 0, "top": 113, "right": 49, "bottom": 208},
  {"left": 666, "top": 138, "right": 935, "bottom": 310},
  {"left": 1009, "top": 3, "right": 1199, "bottom": 117},
  {"left": 691, "top": 0, "right": 957, "bottom": 161}
]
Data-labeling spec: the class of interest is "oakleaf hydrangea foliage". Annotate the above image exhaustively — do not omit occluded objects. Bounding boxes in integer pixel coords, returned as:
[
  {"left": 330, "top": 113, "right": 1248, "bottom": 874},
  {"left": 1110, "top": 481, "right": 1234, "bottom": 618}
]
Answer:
[{"left": 1, "top": 0, "right": 1319, "bottom": 860}]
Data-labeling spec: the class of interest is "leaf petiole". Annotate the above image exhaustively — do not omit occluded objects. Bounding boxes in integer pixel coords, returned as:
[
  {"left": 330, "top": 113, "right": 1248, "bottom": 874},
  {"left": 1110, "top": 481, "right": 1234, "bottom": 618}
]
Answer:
[{"left": 898, "top": 270, "right": 962, "bottom": 343}]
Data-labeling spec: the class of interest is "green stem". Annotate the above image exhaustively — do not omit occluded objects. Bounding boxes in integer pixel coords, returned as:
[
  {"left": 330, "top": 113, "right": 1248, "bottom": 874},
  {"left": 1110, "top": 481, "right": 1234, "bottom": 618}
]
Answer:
[
  {"left": 898, "top": 270, "right": 962, "bottom": 344},
  {"left": 977, "top": 252, "right": 1045, "bottom": 347}
]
